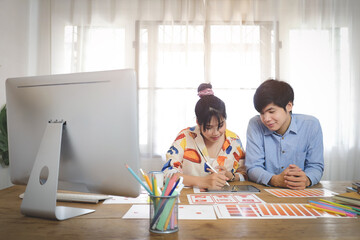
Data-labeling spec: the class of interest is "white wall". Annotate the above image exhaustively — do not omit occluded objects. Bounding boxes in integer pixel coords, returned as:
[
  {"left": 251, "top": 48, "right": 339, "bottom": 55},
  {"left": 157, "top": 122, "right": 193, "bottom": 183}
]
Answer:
[{"left": 0, "top": 0, "right": 31, "bottom": 189}]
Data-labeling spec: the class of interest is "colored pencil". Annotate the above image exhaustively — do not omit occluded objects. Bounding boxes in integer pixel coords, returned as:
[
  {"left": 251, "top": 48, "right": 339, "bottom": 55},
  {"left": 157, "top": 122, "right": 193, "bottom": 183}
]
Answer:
[
  {"left": 150, "top": 191, "right": 178, "bottom": 228},
  {"left": 319, "top": 199, "right": 358, "bottom": 211},
  {"left": 140, "top": 168, "right": 153, "bottom": 192},
  {"left": 155, "top": 191, "right": 178, "bottom": 230},
  {"left": 156, "top": 175, "right": 174, "bottom": 212},
  {"left": 163, "top": 198, "right": 176, "bottom": 231},
  {"left": 305, "top": 204, "right": 346, "bottom": 216},
  {"left": 152, "top": 175, "right": 155, "bottom": 195},
  {"left": 309, "top": 200, "right": 360, "bottom": 215},
  {"left": 154, "top": 177, "right": 160, "bottom": 196},
  {"left": 125, "top": 164, "right": 152, "bottom": 195},
  {"left": 309, "top": 202, "right": 356, "bottom": 217},
  {"left": 169, "top": 177, "right": 181, "bottom": 196},
  {"left": 161, "top": 177, "right": 171, "bottom": 196},
  {"left": 164, "top": 174, "right": 178, "bottom": 196}
]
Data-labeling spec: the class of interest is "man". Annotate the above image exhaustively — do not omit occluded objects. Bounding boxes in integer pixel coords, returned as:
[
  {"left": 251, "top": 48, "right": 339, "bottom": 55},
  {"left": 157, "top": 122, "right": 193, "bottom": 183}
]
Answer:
[{"left": 245, "top": 79, "right": 324, "bottom": 190}]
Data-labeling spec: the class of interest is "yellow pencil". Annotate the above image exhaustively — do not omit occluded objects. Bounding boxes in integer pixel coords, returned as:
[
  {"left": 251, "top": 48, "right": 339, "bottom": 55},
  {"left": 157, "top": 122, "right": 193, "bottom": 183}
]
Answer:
[
  {"left": 154, "top": 177, "right": 159, "bottom": 196},
  {"left": 140, "top": 168, "right": 153, "bottom": 192},
  {"left": 305, "top": 204, "right": 346, "bottom": 216},
  {"left": 319, "top": 199, "right": 353, "bottom": 210}
]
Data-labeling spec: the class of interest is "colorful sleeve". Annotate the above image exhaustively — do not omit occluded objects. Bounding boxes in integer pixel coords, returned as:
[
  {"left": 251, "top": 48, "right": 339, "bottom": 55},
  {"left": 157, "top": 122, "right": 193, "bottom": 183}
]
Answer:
[
  {"left": 229, "top": 133, "right": 247, "bottom": 180},
  {"left": 162, "top": 129, "right": 187, "bottom": 176}
]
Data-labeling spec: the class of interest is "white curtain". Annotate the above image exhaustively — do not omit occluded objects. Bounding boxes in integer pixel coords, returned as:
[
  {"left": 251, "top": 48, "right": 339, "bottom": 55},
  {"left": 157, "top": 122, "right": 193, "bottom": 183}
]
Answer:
[{"left": 33, "top": 0, "right": 360, "bottom": 181}]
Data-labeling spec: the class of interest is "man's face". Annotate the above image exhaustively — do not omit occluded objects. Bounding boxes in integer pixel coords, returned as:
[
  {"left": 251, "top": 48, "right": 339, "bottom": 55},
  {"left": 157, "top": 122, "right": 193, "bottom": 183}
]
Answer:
[{"left": 260, "top": 102, "right": 293, "bottom": 135}]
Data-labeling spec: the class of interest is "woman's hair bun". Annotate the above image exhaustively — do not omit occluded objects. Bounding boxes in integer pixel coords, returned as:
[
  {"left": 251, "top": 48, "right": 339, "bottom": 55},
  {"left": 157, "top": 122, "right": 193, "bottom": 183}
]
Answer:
[{"left": 197, "top": 83, "right": 214, "bottom": 98}]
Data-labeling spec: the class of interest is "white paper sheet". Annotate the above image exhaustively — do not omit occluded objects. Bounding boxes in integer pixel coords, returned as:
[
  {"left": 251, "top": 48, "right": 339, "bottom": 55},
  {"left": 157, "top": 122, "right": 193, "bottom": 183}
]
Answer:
[
  {"left": 122, "top": 204, "right": 217, "bottom": 220},
  {"left": 103, "top": 193, "right": 149, "bottom": 204}
]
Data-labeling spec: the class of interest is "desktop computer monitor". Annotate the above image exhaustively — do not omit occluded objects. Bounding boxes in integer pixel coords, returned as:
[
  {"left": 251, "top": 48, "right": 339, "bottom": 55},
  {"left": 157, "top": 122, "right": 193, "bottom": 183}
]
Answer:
[{"left": 6, "top": 69, "right": 141, "bottom": 220}]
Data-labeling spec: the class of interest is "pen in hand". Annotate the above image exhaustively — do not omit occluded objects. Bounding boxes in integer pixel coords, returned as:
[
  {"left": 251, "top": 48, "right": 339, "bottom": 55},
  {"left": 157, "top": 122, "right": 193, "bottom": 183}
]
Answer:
[
  {"left": 205, "top": 162, "right": 230, "bottom": 186},
  {"left": 197, "top": 145, "right": 230, "bottom": 186}
]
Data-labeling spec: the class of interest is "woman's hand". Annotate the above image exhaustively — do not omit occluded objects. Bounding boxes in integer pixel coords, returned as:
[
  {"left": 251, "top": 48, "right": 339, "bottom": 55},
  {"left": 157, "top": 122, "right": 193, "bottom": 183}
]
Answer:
[
  {"left": 203, "top": 167, "right": 228, "bottom": 190},
  {"left": 216, "top": 166, "right": 233, "bottom": 180}
]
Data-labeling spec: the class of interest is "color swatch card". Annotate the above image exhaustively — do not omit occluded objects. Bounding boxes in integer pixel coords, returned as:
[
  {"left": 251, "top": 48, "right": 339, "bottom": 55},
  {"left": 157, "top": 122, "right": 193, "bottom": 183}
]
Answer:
[
  {"left": 260, "top": 203, "right": 354, "bottom": 218},
  {"left": 233, "top": 194, "right": 265, "bottom": 204},
  {"left": 187, "top": 194, "right": 265, "bottom": 205},
  {"left": 214, "top": 203, "right": 351, "bottom": 219},
  {"left": 214, "top": 204, "right": 261, "bottom": 219},
  {"left": 265, "top": 188, "right": 337, "bottom": 198},
  {"left": 255, "top": 203, "right": 317, "bottom": 218}
]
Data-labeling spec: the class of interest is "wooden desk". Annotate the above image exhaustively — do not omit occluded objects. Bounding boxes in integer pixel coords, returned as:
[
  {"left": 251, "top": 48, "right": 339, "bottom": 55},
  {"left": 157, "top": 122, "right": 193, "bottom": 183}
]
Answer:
[{"left": 1, "top": 181, "right": 359, "bottom": 239}]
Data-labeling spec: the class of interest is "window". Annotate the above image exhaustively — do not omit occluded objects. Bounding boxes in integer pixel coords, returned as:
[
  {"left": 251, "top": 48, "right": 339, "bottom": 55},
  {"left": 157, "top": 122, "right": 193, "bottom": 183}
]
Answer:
[
  {"left": 62, "top": 22, "right": 278, "bottom": 159},
  {"left": 137, "top": 21, "right": 277, "bottom": 158},
  {"left": 64, "top": 26, "right": 125, "bottom": 72},
  {"left": 289, "top": 28, "right": 351, "bottom": 148}
]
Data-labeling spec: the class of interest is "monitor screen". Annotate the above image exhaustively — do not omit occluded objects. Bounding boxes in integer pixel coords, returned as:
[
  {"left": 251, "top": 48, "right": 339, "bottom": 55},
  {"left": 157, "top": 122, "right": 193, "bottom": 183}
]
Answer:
[{"left": 6, "top": 69, "right": 141, "bottom": 220}]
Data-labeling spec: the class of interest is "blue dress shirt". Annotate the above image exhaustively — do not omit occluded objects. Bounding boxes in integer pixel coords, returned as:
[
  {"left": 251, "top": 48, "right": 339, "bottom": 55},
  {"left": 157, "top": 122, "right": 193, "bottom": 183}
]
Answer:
[{"left": 245, "top": 114, "right": 324, "bottom": 186}]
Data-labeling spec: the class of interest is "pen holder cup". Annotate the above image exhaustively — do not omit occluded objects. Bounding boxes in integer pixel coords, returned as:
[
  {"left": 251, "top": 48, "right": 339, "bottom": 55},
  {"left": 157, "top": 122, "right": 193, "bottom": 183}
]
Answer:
[{"left": 149, "top": 194, "right": 179, "bottom": 234}]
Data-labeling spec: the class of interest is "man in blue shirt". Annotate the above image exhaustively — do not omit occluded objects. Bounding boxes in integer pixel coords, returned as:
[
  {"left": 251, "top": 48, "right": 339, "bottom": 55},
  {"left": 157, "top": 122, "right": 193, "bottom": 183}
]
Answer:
[{"left": 245, "top": 79, "right": 324, "bottom": 190}]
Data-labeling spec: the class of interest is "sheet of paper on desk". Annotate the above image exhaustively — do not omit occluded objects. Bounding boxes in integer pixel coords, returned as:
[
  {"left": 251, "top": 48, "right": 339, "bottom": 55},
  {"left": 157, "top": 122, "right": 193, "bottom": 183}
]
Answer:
[
  {"left": 122, "top": 205, "right": 149, "bottom": 219},
  {"left": 122, "top": 205, "right": 216, "bottom": 220},
  {"left": 103, "top": 194, "right": 180, "bottom": 204},
  {"left": 187, "top": 193, "right": 265, "bottom": 205},
  {"left": 265, "top": 188, "right": 337, "bottom": 198},
  {"left": 103, "top": 193, "right": 149, "bottom": 204},
  {"left": 103, "top": 185, "right": 150, "bottom": 204},
  {"left": 178, "top": 205, "right": 217, "bottom": 220}
]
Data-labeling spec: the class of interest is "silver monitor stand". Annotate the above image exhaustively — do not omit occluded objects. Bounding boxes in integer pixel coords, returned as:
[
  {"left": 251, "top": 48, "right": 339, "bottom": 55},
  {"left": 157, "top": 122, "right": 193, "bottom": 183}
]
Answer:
[{"left": 20, "top": 120, "right": 94, "bottom": 220}]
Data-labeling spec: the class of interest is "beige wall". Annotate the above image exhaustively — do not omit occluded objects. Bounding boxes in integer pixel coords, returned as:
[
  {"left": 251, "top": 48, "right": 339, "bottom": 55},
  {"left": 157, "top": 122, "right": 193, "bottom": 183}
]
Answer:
[{"left": 0, "top": 0, "right": 31, "bottom": 189}]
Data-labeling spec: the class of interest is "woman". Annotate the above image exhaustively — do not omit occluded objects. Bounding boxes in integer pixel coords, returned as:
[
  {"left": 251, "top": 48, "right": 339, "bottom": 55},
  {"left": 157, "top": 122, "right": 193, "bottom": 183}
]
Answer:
[{"left": 162, "top": 83, "right": 246, "bottom": 190}]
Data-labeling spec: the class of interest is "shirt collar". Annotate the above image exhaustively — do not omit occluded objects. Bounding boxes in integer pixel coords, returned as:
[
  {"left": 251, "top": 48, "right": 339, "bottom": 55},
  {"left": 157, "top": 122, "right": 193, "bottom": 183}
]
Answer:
[{"left": 287, "top": 115, "right": 298, "bottom": 134}]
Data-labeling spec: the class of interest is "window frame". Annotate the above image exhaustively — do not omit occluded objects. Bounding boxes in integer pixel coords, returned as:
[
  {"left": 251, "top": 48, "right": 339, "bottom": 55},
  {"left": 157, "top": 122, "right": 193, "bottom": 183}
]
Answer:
[{"left": 135, "top": 20, "right": 279, "bottom": 157}]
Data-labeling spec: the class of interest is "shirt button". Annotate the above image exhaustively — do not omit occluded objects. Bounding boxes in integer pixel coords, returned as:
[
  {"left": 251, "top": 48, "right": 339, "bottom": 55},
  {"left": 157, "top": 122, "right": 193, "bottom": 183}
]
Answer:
[
  {"left": 282, "top": 151, "right": 285, "bottom": 154},
  {"left": 281, "top": 166, "right": 284, "bottom": 169},
  {"left": 282, "top": 137, "right": 284, "bottom": 140}
]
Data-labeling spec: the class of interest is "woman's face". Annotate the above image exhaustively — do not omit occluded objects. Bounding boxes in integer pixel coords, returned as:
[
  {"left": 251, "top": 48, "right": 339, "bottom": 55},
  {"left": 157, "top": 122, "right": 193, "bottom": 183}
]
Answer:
[{"left": 199, "top": 116, "right": 226, "bottom": 143}]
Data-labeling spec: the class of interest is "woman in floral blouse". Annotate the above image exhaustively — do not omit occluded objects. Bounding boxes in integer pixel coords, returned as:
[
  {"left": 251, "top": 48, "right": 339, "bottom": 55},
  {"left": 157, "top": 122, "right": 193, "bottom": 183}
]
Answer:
[{"left": 162, "top": 83, "right": 246, "bottom": 190}]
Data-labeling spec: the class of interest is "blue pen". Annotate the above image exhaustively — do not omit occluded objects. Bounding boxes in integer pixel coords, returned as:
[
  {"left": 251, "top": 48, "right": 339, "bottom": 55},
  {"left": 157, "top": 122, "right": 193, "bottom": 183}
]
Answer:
[
  {"left": 125, "top": 164, "right": 152, "bottom": 195},
  {"left": 169, "top": 177, "right": 181, "bottom": 196}
]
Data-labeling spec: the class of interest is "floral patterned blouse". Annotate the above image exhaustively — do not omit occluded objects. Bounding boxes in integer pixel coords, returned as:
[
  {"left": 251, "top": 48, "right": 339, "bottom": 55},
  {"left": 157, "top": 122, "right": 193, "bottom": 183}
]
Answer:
[{"left": 162, "top": 125, "right": 246, "bottom": 180}]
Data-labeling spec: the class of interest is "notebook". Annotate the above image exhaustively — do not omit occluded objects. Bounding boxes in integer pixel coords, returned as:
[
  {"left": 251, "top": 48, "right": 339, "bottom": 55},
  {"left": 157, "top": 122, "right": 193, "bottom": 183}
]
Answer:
[{"left": 333, "top": 192, "right": 360, "bottom": 206}]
